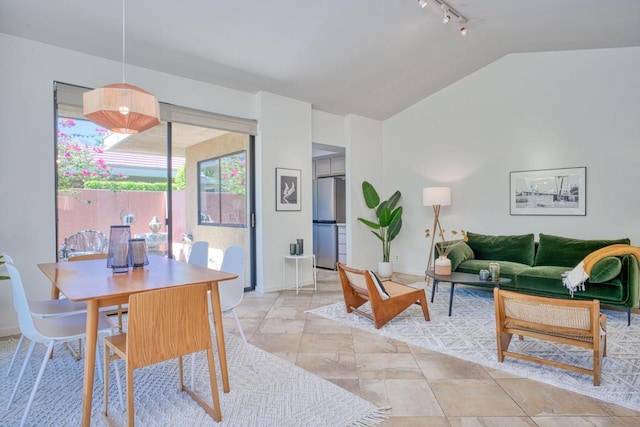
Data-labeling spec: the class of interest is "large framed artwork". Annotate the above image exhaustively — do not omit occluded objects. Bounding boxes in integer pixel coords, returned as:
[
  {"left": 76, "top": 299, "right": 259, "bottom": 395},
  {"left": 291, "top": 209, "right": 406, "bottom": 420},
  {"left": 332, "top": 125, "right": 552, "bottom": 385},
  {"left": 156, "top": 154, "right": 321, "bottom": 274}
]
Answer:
[
  {"left": 510, "top": 167, "right": 586, "bottom": 216},
  {"left": 276, "top": 168, "right": 301, "bottom": 211}
]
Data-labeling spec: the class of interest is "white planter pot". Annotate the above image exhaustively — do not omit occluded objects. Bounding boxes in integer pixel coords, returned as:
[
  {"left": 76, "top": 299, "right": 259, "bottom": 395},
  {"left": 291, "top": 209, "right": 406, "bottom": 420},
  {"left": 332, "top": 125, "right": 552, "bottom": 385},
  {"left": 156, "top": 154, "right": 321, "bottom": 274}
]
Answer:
[
  {"left": 434, "top": 256, "right": 452, "bottom": 275},
  {"left": 377, "top": 261, "right": 393, "bottom": 278}
]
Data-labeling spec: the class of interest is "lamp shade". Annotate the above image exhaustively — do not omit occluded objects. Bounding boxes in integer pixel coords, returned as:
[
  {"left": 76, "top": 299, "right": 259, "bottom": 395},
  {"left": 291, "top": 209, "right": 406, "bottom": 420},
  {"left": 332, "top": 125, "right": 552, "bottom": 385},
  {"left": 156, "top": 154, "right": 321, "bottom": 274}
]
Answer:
[
  {"left": 83, "top": 83, "right": 161, "bottom": 134},
  {"left": 422, "top": 187, "right": 451, "bottom": 206}
]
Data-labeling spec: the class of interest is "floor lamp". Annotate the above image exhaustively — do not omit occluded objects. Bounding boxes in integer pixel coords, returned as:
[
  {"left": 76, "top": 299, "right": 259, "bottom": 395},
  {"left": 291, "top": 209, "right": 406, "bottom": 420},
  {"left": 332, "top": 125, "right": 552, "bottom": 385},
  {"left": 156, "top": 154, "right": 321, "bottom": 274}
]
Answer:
[{"left": 423, "top": 187, "right": 451, "bottom": 274}]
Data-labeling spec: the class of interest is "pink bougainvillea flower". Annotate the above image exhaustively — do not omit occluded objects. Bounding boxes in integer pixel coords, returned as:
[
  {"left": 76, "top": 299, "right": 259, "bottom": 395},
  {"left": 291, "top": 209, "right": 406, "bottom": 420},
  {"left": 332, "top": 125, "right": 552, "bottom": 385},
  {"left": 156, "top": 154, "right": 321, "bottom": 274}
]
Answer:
[{"left": 81, "top": 170, "right": 90, "bottom": 176}]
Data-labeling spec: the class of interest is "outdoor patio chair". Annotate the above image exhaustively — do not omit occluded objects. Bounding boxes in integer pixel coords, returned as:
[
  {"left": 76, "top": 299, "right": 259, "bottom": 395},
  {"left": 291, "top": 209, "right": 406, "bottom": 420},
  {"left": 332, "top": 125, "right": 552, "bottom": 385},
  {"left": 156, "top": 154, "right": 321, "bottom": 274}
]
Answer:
[{"left": 63, "top": 229, "right": 108, "bottom": 258}]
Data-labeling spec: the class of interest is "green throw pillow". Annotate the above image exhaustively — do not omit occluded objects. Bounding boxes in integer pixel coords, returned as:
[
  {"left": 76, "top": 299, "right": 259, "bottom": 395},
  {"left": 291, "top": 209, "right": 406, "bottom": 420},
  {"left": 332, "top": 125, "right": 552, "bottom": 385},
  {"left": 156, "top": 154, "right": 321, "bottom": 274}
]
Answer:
[
  {"left": 465, "top": 232, "right": 535, "bottom": 266},
  {"left": 446, "top": 241, "right": 475, "bottom": 271},
  {"left": 534, "top": 234, "right": 631, "bottom": 267},
  {"left": 589, "top": 257, "right": 622, "bottom": 283}
]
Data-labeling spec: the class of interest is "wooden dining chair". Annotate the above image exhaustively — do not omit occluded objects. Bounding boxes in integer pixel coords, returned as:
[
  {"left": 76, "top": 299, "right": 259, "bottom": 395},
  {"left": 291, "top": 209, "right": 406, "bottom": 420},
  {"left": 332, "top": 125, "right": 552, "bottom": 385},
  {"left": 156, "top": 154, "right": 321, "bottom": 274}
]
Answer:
[{"left": 103, "top": 283, "right": 221, "bottom": 426}]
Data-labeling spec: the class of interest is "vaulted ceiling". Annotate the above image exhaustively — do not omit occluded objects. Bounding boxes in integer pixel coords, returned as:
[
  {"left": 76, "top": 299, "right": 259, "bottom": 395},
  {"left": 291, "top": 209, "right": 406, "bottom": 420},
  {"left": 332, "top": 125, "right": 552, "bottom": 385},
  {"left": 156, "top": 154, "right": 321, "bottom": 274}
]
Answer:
[{"left": 1, "top": 0, "right": 639, "bottom": 120}]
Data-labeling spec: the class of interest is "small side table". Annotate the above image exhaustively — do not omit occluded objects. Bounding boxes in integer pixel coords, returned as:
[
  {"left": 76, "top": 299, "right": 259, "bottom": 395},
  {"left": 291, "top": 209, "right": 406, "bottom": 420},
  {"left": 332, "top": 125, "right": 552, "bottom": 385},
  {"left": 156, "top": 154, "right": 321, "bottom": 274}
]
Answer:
[{"left": 282, "top": 254, "right": 317, "bottom": 294}]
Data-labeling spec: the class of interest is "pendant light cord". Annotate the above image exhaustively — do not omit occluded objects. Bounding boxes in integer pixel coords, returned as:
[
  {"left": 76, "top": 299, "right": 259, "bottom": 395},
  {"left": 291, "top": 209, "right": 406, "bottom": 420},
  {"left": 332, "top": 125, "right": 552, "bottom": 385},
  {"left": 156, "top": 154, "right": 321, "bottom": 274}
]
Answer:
[{"left": 122, "top": 0, "right": 126, "bottom": 84}]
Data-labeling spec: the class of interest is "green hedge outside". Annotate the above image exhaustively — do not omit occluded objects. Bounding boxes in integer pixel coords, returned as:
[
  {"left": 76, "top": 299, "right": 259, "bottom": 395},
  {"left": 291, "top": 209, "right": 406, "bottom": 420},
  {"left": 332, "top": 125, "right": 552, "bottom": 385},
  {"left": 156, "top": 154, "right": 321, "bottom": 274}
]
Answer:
[{"left": 83, "top": 181, "right": 180, "bottom": 192}]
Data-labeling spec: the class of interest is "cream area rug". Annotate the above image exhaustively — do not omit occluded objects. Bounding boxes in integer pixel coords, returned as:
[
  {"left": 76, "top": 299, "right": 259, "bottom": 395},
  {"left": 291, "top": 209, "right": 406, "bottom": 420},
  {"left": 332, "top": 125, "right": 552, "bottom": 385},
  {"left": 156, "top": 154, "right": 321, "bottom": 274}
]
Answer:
[
  {"left": 308, "top": 282, "right": 640, "bottom": 413},
  {"left": 0, "top": 333, "right": 386, "bottom": 426}
]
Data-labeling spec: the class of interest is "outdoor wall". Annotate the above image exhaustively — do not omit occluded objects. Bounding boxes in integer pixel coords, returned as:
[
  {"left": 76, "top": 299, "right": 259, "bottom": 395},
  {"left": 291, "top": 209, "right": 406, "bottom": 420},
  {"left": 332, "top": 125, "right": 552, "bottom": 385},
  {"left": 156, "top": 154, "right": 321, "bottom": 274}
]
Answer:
[
  {"left": 57, "top": 189, "right": 176, "bottom": 252},
  {"left": 185, "top": 132, "right": 250, "bottom": 276},
  {"left": 383, "top": 46, "right": 640, "bottom": 276}
]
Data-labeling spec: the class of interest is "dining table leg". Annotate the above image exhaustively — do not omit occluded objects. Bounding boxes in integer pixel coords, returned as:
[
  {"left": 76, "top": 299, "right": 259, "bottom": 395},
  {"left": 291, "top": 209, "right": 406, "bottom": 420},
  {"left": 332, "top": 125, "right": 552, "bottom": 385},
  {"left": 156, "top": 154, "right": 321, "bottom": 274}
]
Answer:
[
  {"left": 209, "top": 282, "right": 230, "bottom": 393},
  {"left": 82, "top": 300, "right": 100, "bottom": 427}
]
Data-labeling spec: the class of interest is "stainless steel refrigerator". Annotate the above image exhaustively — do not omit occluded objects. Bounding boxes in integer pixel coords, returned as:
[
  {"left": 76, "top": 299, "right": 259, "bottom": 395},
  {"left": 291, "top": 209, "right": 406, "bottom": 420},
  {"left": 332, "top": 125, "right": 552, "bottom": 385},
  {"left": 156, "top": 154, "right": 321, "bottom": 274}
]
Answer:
[{"left": 313, "top": 176, "right": 346, "bottom": 270}]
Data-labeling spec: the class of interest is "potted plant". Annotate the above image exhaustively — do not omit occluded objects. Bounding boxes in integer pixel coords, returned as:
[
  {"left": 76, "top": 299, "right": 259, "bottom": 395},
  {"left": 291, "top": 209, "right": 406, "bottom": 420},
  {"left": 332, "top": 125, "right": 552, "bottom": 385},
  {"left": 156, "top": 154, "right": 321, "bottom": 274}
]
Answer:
[{"left": 357, "top": 181, "right": 403, "bottom": 277}]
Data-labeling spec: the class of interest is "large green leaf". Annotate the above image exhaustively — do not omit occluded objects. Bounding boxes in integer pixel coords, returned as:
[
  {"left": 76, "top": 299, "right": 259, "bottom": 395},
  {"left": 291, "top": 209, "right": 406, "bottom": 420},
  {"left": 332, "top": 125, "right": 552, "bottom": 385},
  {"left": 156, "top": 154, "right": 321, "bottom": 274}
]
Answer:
[
  {"left": 361, "top": 181, "right": 380, "bottom": 209},
  {"left": 370, "top": 230, "right": 384, "bottom": 242},
  {"left": 377, "top": 201, "right": 392, "bottom": 227},
  {"left": 357, "top": 217, "right": 381, "bottom": 230},
  {"left": 386, "top": 191, "right": 401, "bottom": 211},
  {"left": 387, "top": 219, "right": 403, "bottom": 242}
]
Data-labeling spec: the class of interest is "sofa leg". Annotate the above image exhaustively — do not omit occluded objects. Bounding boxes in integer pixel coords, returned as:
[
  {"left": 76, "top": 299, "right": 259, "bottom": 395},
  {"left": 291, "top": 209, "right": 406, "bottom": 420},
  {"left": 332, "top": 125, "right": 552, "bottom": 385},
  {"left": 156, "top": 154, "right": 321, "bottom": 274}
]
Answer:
[{"left": 627, "top": 308, "right": 631, "bottom": 326}]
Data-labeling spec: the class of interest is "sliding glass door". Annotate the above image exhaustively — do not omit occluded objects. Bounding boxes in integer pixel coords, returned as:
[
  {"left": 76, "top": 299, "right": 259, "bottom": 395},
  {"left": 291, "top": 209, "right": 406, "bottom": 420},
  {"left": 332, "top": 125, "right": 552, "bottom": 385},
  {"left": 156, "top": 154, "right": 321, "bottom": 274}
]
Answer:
[{"left": 54, "top": 83, "right": 256, "bottom": 289}]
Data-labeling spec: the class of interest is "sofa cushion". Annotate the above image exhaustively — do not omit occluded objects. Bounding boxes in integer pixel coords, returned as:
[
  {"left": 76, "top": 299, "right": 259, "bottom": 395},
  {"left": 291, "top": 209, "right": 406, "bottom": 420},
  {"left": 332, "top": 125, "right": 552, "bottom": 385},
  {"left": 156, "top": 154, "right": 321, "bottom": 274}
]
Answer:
[
  {"left": 465, "top": 232, "right": 535, "bottom": 266},
  {"left": 589, "top": 257, "right": 622, "bottom": 283},
  {"left": 534, "top": 234, "right": 631, "bottom": 267},
  {"left": 445, "top": 241, "right": 475, "bottom": 271},
  {"left": 515, "top": 266, "right": 623, "bottom": 302}
]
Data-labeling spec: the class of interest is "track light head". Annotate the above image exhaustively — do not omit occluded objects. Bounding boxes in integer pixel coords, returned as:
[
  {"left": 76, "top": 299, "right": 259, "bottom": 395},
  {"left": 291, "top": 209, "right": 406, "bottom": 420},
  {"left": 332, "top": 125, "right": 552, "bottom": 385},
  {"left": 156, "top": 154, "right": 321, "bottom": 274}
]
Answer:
[
  {"left": 418, "top": 0, "right": 428, "bottom": 8},
  {"left": 443, "top": 11, "right": 451, "bottom": 24},
  {"left": 460, "top": 25, "right": 467, "bottom": 36}
]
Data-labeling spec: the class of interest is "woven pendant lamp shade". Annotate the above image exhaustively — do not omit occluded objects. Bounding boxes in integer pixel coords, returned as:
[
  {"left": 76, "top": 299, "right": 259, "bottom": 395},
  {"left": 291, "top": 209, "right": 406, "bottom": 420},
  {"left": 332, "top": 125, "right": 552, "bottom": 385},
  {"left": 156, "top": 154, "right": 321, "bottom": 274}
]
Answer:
[{"left": 83, "top": 83, "right": 160, "bottom": 134}]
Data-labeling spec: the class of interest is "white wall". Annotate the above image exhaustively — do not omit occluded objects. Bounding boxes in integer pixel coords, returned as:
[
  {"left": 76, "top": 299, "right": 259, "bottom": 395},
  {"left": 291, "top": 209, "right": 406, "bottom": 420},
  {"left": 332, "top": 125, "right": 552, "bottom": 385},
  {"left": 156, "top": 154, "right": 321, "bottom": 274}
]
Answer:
[
  {"left": 345, "top": 114, "right": 384, "bottom": 269},
  {"left": 384, "top": 47, "right": 640, "bottom": 276},
  {"left": 312, "top": 110, "right": 346, "bottom": 147},
  {"left": 255, "top": 91, "right": 313, "bottom": 292}
]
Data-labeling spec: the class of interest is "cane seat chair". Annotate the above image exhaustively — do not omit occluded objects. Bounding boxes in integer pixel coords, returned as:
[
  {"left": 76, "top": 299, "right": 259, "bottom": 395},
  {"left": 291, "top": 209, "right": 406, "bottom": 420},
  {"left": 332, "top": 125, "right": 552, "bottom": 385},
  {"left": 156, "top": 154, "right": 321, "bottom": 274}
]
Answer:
[
  {"left": 494, "top": 288, "right": 607, "bottom": 386},
  {"left": 337, "top": 262, "right": 430, "bottom": 329}
]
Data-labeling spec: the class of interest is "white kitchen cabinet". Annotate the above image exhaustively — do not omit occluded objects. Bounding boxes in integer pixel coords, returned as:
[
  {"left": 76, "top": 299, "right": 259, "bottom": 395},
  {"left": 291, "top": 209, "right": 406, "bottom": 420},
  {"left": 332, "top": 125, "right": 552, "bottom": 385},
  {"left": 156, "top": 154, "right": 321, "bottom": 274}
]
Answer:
[
  {"left": 315, "top": 158, "right": 331, "bottom": 177},
  {"left": 330, "top": 157, "right": 345, "bottom": 175},
  {"left": 338, "top": 225, "right": 347, "bottom": 264}
]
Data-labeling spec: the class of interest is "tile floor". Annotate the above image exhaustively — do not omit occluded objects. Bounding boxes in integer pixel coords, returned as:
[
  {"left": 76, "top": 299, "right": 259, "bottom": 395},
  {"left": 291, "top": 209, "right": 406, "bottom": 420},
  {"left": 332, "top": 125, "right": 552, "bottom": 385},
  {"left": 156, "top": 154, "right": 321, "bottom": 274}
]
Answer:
[
  {"left": 234, "top": 268, "right": 640, "bottom": 426},
  {"left": 3, "top": 268, "right": 638, "bottom": 426}
]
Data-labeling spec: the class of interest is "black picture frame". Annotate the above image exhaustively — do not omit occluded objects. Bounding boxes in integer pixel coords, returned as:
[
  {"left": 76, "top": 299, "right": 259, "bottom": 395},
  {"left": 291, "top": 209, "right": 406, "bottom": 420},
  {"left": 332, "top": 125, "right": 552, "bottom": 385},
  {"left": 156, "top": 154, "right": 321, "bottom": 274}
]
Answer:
[
  {"left": 510, "top": 167, "right": 586, "bottom": 216},
  {"left": 276, "top": 168, "right": 301, "bottom": 211}
]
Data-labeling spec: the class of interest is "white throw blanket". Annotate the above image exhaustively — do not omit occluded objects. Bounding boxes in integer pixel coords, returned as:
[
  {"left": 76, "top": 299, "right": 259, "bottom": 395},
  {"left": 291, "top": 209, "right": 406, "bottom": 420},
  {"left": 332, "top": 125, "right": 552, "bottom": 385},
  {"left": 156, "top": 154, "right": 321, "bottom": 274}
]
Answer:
[{"left": 562, "top": 244, "right": 640, "bottom": 296}]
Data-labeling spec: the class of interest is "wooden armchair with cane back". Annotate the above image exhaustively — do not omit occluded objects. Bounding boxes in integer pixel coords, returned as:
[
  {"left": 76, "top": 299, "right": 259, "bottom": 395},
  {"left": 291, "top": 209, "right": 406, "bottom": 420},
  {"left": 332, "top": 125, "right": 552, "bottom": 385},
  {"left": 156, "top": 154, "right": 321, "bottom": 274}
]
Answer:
[
  {"left": 337, "top": 262, "right": 430, "bottom": 329},
  {"left": 494, "top": 287, "right": 606, "bottom": 386}
]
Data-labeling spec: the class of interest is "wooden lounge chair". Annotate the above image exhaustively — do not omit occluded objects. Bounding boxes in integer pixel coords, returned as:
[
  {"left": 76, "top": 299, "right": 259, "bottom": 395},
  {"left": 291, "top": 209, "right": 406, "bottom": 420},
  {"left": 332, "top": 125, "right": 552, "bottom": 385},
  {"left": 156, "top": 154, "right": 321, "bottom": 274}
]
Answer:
[
  {"left": 494, "top": 287, "right": 606, "bottom": 386},
  {"left": 337, "top": 262, "right": 430, "bottom": 329}
]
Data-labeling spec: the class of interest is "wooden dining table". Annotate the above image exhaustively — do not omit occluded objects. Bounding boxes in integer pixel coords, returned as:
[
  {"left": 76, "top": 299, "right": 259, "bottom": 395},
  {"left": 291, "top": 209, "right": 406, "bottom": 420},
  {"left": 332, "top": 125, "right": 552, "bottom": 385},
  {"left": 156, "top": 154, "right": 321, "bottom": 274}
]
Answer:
[{"left": 38, "top": 255, "right": 238, "bottom": 427}]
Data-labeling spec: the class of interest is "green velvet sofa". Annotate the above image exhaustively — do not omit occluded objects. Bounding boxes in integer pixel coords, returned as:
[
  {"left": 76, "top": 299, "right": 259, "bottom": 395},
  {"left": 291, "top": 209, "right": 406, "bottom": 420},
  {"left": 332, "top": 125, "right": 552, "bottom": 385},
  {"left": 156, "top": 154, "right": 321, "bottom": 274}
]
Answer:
[{"left": 444, "top": 232, "right": 640, "bottom": 325}]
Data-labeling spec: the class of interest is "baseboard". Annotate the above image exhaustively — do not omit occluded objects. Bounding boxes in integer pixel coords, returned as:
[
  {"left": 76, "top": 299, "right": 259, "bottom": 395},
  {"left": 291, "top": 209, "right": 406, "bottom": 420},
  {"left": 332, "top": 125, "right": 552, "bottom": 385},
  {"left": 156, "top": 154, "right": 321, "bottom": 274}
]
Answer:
[{"left": 0, "top": 325, "right": 20, "bottom": 338}]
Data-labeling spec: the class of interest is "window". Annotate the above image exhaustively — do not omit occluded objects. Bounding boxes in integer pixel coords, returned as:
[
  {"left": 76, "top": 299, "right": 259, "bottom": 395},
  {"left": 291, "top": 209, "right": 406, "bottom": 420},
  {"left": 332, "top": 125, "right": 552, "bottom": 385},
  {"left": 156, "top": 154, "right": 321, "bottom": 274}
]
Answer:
[{"left": 198, "top": 151, "right": 246, "bottom": 227}]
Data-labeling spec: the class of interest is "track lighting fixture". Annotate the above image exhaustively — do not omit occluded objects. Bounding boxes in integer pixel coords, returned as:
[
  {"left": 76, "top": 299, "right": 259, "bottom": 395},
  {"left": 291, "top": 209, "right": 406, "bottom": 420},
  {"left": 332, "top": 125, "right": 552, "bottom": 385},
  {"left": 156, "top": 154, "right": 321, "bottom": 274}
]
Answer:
[{"left": 418, "top": 0, "right": 469, "bottom": 36}]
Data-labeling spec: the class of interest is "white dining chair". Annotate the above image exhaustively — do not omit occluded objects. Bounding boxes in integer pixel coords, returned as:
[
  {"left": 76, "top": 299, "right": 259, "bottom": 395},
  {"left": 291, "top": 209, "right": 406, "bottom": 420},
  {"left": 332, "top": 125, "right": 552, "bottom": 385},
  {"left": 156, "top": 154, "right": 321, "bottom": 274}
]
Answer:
[
  {"left": 188, "top": 241, "right": 209, "bottom": 268},
  {"left": 4, "top": 261, "right": 121, "bottom": 427},
  {"left": 216, "top": 246, "right": 256, "bottom": 372},
  {"left": 2, "top": 253, "right": 87, "bottom": 378}
]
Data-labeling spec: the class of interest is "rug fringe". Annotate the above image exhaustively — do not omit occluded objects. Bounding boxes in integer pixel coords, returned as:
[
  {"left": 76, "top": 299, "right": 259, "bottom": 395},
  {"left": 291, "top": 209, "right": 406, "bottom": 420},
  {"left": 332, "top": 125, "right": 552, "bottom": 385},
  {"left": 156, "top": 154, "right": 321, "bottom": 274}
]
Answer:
[{"left": 350, "top": 407, "right": 391, "bottom": 426}]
